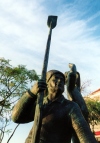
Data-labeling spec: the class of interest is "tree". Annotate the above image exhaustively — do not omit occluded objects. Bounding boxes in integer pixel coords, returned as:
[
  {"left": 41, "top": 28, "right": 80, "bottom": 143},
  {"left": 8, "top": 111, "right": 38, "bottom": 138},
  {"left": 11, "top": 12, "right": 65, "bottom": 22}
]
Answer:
[
  {"left": 80, "top": 79, "right": 100, "bottom": 133},
  {"left": 0, "top": 58, "right": 39, "bottom": 142},
  {"left": 81, "top": 79, "right": 92, "bottom": 96},
  {"left": 84, "top": 97, "right": 100, "bottom": 133}
]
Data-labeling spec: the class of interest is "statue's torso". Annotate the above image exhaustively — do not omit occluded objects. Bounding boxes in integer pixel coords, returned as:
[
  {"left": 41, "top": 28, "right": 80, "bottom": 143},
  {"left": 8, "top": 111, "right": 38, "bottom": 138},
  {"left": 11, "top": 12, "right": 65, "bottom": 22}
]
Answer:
[{"left": 25, "top": 96, "right": 72, "bottom": 143}]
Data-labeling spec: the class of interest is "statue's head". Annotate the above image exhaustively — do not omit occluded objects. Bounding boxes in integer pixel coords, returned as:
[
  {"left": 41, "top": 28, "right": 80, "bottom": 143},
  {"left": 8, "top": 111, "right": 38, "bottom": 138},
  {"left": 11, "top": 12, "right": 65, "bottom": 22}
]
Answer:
[
  {"left": 46, "top": 70, "right": 65, "bottom": 95},
  {"left": 46, "top": 70, "right": 65, "bottom": 83}
]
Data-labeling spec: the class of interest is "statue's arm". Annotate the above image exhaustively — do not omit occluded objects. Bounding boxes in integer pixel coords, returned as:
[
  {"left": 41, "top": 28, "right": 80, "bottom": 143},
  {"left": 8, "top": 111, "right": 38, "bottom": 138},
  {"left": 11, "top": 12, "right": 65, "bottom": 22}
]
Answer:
[
  {"left": 70, "top": 102, "right": 97, "bottom": 143},
  {"left": 12, "top": 91, "right": 37, "bottom": 123},
  {"left": 67, "top": 72, "right": 76, "bottom": 92},
  {"left": 66, "top": 63, "right": 89, "bottom": 121},
  {"left": 12, "top": 79, "right": 46, "bottom": 123}
]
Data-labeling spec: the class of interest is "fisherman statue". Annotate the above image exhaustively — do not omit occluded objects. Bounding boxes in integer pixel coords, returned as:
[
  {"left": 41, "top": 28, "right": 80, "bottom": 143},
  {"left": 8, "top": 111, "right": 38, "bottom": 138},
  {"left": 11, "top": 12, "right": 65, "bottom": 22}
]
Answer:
[{"left": 12, "top": 16, "right": 97, "bottom": 143}]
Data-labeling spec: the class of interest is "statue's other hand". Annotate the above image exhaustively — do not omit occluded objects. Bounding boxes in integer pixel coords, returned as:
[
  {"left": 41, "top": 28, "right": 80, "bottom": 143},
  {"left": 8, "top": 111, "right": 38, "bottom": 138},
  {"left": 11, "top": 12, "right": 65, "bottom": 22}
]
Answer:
[
  {"left": 69, "top": 63, "right": 77, "bottom": 73},
  {"left": 30, "top": 80, "right": 47, "bottom": 95},
  {"left": 64, "top": 71, "right": 69, "bottom": 84}
]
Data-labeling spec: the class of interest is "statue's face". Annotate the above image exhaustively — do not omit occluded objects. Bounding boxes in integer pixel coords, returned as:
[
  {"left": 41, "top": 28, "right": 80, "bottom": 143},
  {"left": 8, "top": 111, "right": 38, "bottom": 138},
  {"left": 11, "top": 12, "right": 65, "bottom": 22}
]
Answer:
[{"left": 47, "top": 73, "right": 64, "bottom": 95}]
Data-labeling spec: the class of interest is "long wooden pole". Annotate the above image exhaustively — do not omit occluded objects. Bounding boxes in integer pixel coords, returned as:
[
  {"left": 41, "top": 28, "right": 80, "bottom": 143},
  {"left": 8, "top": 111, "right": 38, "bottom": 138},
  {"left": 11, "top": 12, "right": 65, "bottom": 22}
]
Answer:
[{"left": 31, "top": 15, "right": 58, "bottom": 143}]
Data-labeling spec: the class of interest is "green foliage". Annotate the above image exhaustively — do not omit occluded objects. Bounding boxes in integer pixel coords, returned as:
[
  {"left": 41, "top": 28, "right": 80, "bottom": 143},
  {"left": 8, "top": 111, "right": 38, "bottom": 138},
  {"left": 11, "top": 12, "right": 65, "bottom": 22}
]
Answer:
[
  {"left": 85, "top": 97, "right": 100, "bottom": 127},
  {"left": 0, "top": 58, "right": 39, "bottom": 142}
]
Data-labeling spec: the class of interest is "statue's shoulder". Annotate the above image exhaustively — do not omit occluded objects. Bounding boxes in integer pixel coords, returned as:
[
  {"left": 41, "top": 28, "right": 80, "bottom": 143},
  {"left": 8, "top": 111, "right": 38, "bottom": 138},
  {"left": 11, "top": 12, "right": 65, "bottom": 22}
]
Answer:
[{"left": 63, "top": 97, "right": 79, "bottom": 108}]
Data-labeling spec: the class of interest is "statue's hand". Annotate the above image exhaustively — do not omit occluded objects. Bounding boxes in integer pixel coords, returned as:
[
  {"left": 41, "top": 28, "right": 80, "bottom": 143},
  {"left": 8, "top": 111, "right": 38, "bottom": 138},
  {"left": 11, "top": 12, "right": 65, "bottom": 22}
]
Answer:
[
  {"left": 69, "top": 63, "right": 77, "bottom": 73},
  {"left": 30, "top": 80, "right": 47, "bottom": 95},
  {"left": 64, "top": 71, "right": 69, "bottom": 84}
]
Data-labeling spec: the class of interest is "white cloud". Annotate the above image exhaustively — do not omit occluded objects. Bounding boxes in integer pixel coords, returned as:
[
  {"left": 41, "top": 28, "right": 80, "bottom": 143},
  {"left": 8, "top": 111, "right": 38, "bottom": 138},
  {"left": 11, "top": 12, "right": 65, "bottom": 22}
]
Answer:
[{"left": 0, "top": 0, "right": 100, "bottom": 93}]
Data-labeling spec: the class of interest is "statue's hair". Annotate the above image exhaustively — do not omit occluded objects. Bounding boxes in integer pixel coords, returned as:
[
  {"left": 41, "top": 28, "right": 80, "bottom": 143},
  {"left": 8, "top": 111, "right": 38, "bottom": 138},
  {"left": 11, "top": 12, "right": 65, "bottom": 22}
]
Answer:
[{"left": 46, "top": 70, "right": 65, "bottom": 83}]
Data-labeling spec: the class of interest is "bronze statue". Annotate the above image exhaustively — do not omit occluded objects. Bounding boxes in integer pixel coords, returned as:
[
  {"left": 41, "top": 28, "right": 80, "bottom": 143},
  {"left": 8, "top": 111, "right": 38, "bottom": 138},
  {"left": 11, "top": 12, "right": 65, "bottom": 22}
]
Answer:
[
  {"left": 65, "top": 63, "right": 89, "bottom": 143},
  {"left": 12, "top": 70, "right": 97, "bottom": 143}
]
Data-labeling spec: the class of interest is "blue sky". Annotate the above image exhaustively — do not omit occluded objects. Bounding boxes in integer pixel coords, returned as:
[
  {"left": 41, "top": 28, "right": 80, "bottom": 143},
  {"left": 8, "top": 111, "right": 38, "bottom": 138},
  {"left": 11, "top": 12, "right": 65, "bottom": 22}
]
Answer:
[{"left": 0, "top": 0, "right": 100, "bottom": 142}]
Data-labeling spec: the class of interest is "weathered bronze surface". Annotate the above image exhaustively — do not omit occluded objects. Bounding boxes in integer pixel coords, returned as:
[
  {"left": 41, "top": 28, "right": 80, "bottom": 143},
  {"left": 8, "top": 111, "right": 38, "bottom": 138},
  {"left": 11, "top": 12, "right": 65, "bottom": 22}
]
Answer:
[{"left": 12, "top": 70, "right": 97, "bottom": 143}]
